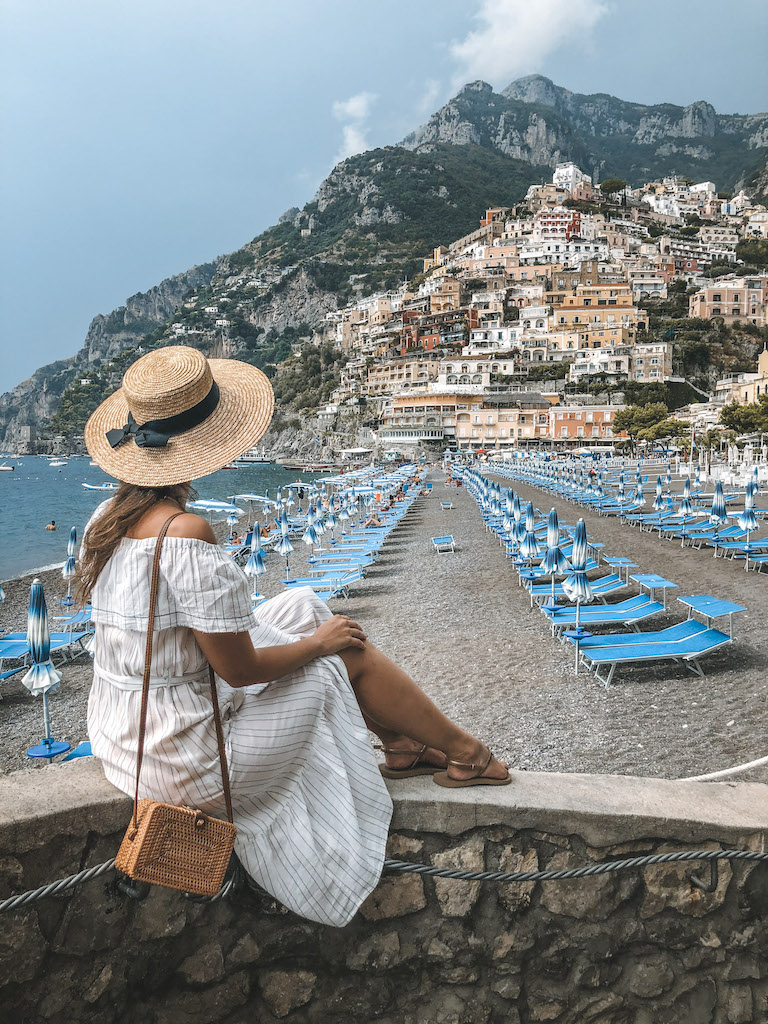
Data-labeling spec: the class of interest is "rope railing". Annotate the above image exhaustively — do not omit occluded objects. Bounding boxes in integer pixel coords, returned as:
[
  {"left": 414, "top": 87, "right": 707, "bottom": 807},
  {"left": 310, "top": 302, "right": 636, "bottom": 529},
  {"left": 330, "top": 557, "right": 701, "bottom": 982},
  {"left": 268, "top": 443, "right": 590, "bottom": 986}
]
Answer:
[{"left": 3, "top": 847, "right": 767, "bottom": 915}]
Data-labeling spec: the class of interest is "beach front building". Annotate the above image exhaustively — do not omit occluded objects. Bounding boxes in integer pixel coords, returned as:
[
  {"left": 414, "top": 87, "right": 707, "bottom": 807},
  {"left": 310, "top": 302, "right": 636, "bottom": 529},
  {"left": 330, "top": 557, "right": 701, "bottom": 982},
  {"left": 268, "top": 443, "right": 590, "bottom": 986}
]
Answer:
[
  {"left": 453, "top": 394, "right": 624, "bottom": 453},
  {"left": 631, "top": 339, "right": 673, "bottom": 381},
  {"left": 715, "top": 346, "right": 768, "bottom": 405},
  {"left": 688, "top": 276, "right": 768, "bottom": 327},
  {"left": 378, "top": 389, "right": 482, "bottom": 447}
]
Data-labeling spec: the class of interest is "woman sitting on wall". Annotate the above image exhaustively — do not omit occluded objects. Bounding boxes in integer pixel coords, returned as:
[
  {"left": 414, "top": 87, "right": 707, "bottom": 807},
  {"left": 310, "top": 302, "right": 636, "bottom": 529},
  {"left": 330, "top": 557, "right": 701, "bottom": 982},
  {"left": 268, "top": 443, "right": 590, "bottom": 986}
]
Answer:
[{"left": 78, "top": 346, "right": 509, "bottom": 928}]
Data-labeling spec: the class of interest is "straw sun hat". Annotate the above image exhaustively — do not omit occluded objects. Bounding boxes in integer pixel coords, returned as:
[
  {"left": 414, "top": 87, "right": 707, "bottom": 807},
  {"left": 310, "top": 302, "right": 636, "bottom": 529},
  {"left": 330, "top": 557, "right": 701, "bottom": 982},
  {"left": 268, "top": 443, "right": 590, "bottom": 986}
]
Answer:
[{"left": 85, "top": 345, "right": 274, "bottom": 486}]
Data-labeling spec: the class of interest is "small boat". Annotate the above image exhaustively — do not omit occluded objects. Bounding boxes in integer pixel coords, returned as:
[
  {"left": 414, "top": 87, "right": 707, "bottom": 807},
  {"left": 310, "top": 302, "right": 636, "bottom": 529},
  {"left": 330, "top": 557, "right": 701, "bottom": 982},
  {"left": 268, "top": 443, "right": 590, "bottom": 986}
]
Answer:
[
  {"left": 82, "top": 482, "right": 118, "bottom": 491},
  {"left": 0, "top": 463, "right": 14, "bottom": 471},
  {"left": 49, "top": 460, "right": 67, "bottom": 467}
]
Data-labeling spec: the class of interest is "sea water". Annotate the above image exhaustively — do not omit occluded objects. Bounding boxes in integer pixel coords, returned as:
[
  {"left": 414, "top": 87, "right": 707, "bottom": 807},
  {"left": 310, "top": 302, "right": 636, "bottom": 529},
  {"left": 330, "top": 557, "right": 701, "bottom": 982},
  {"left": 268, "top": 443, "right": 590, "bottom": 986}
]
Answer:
[{"left": 0, "top": 456, "right": 324, "bottom": 580}]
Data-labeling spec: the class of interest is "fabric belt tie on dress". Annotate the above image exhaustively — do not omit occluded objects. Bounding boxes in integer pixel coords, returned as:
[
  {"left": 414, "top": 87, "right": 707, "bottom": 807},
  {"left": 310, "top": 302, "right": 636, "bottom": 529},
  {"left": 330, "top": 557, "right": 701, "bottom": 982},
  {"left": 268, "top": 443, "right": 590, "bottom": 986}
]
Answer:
[{"left": 95, "top": 667, "right": 210, "bottom": 691}]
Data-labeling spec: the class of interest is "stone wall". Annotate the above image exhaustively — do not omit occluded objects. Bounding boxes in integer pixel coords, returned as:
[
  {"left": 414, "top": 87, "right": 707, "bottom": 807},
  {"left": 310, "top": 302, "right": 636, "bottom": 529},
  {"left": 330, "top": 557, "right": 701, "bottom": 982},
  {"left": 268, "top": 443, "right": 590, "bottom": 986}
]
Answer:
[{"left": 2, "top": 761, "right": 768, "bottom": 1024}]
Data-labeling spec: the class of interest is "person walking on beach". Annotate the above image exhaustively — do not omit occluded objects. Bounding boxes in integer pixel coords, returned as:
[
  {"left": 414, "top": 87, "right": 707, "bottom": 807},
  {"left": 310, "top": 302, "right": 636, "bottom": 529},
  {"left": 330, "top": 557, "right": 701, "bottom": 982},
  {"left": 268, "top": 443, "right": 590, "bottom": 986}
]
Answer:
[{"left": 79, "top": 346, "right": 508, "bottom": 929}]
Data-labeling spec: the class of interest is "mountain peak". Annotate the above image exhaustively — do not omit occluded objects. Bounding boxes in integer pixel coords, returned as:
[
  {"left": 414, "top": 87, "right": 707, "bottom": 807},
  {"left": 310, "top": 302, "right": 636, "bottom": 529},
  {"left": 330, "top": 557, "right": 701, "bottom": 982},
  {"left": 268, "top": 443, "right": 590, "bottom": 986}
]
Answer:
[{"left": 502, "top": 74, "right": 566, "bottom": 108}]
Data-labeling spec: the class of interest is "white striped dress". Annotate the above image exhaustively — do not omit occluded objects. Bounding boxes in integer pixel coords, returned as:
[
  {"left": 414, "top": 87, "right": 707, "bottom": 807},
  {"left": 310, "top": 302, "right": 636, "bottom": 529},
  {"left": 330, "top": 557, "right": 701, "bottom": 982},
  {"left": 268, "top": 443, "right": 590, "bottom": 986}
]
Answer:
[{"left": 86, "top": 514, "right": 393, "bottom": 927}]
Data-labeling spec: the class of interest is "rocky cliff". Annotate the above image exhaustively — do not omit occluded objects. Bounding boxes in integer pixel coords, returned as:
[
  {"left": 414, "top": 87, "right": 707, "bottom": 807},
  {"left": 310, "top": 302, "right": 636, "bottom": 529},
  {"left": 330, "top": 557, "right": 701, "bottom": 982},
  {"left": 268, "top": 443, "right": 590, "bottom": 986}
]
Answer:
[
  {"left": 403, "top": 76, "right": 768, "bottom": 188},
  {"left": 0, "top": 261, "right": 217, "bottom": 448}
]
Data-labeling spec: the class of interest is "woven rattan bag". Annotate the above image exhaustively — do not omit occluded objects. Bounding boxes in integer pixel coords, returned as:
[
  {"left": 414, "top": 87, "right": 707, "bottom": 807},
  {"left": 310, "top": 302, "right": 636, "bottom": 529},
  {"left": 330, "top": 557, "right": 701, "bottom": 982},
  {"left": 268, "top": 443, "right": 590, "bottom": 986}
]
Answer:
[{"left": 115, "top": 514, "right": 237, "bottom": 897}]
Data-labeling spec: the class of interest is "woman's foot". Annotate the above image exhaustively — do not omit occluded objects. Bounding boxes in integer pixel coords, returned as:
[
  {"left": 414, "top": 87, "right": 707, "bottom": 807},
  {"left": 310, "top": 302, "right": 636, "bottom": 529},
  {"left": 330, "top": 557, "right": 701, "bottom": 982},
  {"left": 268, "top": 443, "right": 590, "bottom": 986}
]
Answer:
[
  {"left": 376, "top": 738, "right": 448, "bottom": 778},
  {"left": 435, "top": 741, "right": 511, "bottom": 788}
]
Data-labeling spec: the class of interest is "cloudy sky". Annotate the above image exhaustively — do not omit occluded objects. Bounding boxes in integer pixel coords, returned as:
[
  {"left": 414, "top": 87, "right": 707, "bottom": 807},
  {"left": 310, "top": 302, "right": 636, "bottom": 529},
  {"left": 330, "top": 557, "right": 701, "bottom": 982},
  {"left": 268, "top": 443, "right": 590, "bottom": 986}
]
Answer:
[{"left": 1, "top": 0, "right": 767, "bottom": 393}]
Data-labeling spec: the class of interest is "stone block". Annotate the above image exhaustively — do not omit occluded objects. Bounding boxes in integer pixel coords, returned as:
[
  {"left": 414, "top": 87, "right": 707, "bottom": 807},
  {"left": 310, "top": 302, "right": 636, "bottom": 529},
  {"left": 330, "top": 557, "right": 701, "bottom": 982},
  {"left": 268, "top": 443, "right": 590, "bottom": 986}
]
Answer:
[
  {"left": 726, "top": 983, "right": 753, "bottom": 1023},
  {"left": 498, "top": 847, "right": 538, "bottom": 914},
  {"left": 258, "top": 969, "right": 316, "bottom": 1019},
  {"left": 155, "top": 971, "right": 250, "bottom": 1024},
  {"left": 132, "top": 887, "right": 187, "bottom": 939},
  {"left": 0, "top": 910, "right": 44, "bottom": 985},
  {"left": 177, "top": 942, "right": 225, "bottom": 985},
  {"left": 539, "top": 852, "right": 627, "bottom": 920},
  {"left": 439, "top": 965, "right": 479, "bottom": 985},
  {"left": 83, "top": 963, "right": 114, "bottom": 1003},
  {"left": 346, "top": 931, "right": 401, "bottom": 970},
  {"left": 432, "top": 835, "right": 485, "bottom": 917},
  {"left": 641, "top": 843, "right": 732, "bottom": 919},
  {"left": 623, "top": 955, "right": 675, "bottom": 998},
  {"left": 387, "top": 833, "right": 423, "bottom": 857},
  {"left": 491, "top": 976, "right": 521, "bottom": 1000},
  {"left": 226, "top": 932, "right": 261, "bottom": 967},
  {"left": 360, "top": 873, "right": 426, "bottom": 920}
]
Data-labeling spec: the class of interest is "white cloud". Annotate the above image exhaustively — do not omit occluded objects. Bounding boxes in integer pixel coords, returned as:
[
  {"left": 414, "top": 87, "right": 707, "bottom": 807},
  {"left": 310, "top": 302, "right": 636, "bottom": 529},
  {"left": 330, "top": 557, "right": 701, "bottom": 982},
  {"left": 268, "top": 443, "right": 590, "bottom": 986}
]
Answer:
[
  {"left": 332, "top": 91, "right": 377, "bottom": 123},
  {"left": 331, "top": 90, "right": 378, "bottom": 164},
  {"left": 449, "top": 0, "right": 609, "bottom": 92},
  {"left": 417, "top": 78, "right": 442, "bottom": 117}
]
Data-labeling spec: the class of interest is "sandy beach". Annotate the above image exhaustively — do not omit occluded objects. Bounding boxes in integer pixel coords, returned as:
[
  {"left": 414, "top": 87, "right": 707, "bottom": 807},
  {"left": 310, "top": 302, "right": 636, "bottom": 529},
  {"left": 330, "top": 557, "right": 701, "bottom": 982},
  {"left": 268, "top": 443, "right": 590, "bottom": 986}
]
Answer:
[{"left": 1, "top": 470, "right": 767, "bottom": 784}]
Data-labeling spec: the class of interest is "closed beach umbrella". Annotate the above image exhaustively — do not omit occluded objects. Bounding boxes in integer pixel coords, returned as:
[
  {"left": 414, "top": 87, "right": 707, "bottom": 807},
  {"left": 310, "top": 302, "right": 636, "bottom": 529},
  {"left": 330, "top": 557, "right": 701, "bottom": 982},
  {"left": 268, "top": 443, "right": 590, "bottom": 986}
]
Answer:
[
  {"left": 665, "top": 465, "right": 672, "bottom": 492},
  {"left": 652, "top": 475, "right": 665, "bottom": 512},
  {"left": 23, "top": 578, "right": 70, "bottom": 760},
  {"left": 276, "top": 509, "right": 294, "bottom": 578},
  {"left": 616, "top": 471, "right": 626, "bottom": 504},
  {"left": 709, "top": 481, "right": 728, "bottom": 557},
  {"left": 244, "top": 529, "right": 266, "bottom": 601},
  {"left": 738, "top": 481, "right": 759, "bottom": 571},
  {"left": 676, "top": 476, "right": 694, "bottom": 518},
  {"left": 562, "top": 518, "right": 594, "bottom": 673},
  {"left": 540, "top": 508, "right": 571, "bottom": 607},
  {"left": 0, "top": 583, "right": 4, "bottom": 604},
  {"left": 519, "top": 502, "right": 540, "bottom": 561},
  {"left": 61, "top": 526, "right": 77, "bottom": 606},
  {"left": 303, "top": 506, "right": 319, "bottom": 548}
]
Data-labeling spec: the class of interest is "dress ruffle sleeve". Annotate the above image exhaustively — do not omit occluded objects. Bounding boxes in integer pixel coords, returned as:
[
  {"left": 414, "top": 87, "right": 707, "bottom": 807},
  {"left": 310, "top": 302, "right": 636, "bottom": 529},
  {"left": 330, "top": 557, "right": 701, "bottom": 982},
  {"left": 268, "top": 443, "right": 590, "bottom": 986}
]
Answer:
[{"left": 90, "top": 537, "right": 256, "bottom": 634}]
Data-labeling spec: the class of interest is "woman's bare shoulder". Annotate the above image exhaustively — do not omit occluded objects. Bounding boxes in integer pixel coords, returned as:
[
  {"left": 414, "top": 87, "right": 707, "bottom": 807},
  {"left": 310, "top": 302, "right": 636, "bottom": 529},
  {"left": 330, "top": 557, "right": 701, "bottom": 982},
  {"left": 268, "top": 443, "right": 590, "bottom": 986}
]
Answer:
[{"left": 167, "top": 513, "right": 218, "bottom": 545}]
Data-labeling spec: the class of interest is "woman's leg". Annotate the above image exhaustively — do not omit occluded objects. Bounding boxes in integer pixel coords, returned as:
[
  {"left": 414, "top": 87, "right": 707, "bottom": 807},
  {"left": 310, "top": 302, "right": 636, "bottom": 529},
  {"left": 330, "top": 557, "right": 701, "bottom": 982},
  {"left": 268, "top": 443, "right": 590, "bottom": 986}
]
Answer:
[
  {"left": 340, "top": 643, "right": 507, "bottom": 781},
  {"left": 359, "top": 709, "right": 447, "bottom": 770}
]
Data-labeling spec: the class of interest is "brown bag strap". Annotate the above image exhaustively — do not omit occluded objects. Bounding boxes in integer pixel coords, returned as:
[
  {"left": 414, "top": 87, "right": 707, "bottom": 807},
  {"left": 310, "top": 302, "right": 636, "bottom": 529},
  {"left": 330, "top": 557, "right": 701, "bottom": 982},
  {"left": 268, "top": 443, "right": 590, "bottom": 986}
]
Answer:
[{"left": 132, "top": 513, "right": 234, "bottom": 827}]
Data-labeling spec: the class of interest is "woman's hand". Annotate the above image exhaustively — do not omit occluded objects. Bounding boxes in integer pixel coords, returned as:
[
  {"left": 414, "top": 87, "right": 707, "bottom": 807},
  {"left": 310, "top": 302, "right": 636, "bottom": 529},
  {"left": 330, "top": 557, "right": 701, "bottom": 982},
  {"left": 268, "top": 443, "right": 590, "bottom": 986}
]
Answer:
[{"left": 312, "top": 615, "right": 367, "bottom": 656}]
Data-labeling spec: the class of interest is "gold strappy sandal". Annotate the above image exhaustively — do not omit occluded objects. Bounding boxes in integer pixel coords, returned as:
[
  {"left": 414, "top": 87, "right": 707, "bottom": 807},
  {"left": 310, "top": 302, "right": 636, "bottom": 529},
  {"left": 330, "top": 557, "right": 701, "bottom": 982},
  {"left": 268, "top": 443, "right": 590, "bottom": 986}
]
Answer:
[
  {"left": 375, "top": 743, "right": 444, "bottom": 779},
  {"left": 432, "top": 747, "right": 511, "bottom": 788}
]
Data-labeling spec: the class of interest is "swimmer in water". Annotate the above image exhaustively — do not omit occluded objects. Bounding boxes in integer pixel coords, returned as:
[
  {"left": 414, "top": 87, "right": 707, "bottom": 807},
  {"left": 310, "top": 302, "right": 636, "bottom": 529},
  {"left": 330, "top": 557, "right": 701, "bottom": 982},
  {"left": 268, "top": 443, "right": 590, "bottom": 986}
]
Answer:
[{"left": 45, "top": 520, "right": 57, "bottom": 531}]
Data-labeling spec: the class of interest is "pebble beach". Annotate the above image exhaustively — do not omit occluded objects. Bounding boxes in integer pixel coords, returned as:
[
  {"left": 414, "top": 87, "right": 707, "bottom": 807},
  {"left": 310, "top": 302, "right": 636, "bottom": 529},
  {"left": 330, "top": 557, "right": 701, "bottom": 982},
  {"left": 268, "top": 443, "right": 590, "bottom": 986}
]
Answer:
[{"left": 1, "top": 469, "right": 767, "bottom": 783}]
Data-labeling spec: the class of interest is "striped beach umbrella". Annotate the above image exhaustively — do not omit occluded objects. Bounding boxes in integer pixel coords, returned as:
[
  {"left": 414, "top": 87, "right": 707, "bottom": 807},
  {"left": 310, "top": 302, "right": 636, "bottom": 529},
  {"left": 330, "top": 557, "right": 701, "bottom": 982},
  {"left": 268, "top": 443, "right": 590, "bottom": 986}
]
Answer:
[
  {"left": 665, "top": 465, "right": 672, "bottom": 492},
  {"left": 244, "top": 528, "right": 267, "bottom": 601},
  {"left": 61, "top": 526, "right": 77, "bottom": 606},
  {"left": 23, "top": 578, "right": 70, "bottom": 760},
  {"left": 652, "top": 475, "right": 665, "bottom": 512},
  {"left": 540, "top": 508, "right": 571, "bottom": 607},
  {"left": 616, "top": 471, "right": 626, "bottom": 504},
  {"left": 709, "top": 481, "right": 728, "bottom": 558},
  {"left": 738, "top": 481, "right": 759, "bottom": 571},
  {"left": 676, "top": 476, "right": 694, "bottom": 517},
  {"left": 562, "top": 518, "right": 594, "bottom": 673},
  {"left": 519, "top": 502, "right": 541, "bottom": 561},
  {"left": 276, "top": 510, "right": 294, "bottom": 578}
]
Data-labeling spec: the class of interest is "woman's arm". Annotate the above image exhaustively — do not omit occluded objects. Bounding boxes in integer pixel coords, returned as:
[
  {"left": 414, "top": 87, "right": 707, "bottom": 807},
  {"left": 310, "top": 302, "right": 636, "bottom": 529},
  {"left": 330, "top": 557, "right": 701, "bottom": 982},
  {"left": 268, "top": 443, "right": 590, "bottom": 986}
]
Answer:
[{"left": 193, "top": 614, "right": 367, "bottom": 689}]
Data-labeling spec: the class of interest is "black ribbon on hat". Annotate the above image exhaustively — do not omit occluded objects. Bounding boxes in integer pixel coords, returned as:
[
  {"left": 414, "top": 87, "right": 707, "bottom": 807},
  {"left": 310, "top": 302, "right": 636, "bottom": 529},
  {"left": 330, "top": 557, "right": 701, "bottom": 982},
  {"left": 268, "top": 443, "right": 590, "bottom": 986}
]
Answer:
[{"left": 106, "top": 381, "right": 220, "bottom": 450}]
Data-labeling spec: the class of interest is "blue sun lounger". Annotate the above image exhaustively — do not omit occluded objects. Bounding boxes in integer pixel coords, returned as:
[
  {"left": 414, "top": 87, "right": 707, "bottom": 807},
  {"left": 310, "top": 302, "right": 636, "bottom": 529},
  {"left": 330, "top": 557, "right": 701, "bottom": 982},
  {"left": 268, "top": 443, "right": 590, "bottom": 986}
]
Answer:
[
  {"left": 528, "top": 572, "right": 626, "bottom": 606},
  {"left": 543, "top": 594, "right": 665, "bottom": 637},
  {"left": 577, "top": 623, "right": 732, "bottom": 686},
  {"left": 432, "top": 535, "right": 455, "bottom": 553}
]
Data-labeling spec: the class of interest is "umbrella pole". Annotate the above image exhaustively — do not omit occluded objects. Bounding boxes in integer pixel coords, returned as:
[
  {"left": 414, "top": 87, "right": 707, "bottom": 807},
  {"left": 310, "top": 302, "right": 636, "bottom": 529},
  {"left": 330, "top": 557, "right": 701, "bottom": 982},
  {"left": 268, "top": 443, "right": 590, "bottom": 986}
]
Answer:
[
  {"left": 746, "top": 531, "right": 750, "bottom": 572},
  {"left": 574, "top": 600, "right": 580, "bottom": 675}
]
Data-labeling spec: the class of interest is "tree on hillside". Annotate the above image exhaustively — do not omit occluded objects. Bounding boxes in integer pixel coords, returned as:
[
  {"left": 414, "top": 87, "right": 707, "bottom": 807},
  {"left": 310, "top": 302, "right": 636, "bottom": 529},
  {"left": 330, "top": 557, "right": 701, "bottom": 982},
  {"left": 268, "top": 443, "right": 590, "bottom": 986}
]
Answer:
[
  {"left": 735, "top": 238, "right": 768, "bottom": 268},
  {"left": 613, "top": 402, "right": 688, "bottom": 452},
  {"left": 600, "top": 178, "right": 627, "bottom": 197},
  {"left": 720, "top": 396, "right": 768, "bottom": 434}
]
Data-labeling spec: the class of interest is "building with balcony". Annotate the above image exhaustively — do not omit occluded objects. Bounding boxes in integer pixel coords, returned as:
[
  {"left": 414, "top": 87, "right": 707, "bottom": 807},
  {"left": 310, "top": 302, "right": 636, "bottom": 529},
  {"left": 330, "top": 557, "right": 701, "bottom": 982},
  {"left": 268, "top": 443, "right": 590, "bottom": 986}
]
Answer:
[{"left": 688, "top": 276, "right": 768, "bottom": 326}]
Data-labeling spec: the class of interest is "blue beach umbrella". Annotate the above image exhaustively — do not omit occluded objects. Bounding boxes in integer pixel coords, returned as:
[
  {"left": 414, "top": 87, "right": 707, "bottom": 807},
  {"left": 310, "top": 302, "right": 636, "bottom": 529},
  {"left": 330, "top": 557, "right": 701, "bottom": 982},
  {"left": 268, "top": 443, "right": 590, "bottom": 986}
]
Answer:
[
  {"left": 709, "top": 481, "right": 728, "bottom": 557},
  {"left": 540, "top": 508, "right": 571, "bottom": 607},
  {"left": 276, "top": 509, "right": 294, "bottom": 578},
  {"left": 23, "top": 579, "right": 70, "bottom": 760},
  {"left": 61, "top": 526, "right": 77, "bottom": 606},
  {"left": 562, "top": 518, "right": 594, "bottom": 673},
  {"left": 738, "top": 481, "right": 759, "bottom": 571},
  {"left": 616, "top": 471, "right": 626, "bottom": 504},
  {"left": 519, "top": 502, "right": 541, "bottom": 561},
  {"left": 665, "top": 465, "right": 672, "bottom": 492},
  {"left": 244, "top": 529, "right": 267, "bottom": 601},
  {"left": 652, "top": 476, "right": 665, "bottom": 512}
]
